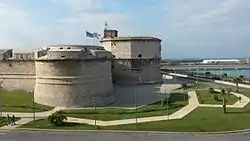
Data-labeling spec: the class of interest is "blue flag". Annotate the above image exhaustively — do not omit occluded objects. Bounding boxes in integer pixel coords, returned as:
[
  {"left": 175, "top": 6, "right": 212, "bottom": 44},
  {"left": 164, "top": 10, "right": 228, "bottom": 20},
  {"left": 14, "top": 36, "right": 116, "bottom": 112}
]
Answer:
[
  {"left": 93, "top": 32, "right": 101, "bottom": 39},
  {"left": 86, "top": 31, "right": 94, "bottom": 38}
]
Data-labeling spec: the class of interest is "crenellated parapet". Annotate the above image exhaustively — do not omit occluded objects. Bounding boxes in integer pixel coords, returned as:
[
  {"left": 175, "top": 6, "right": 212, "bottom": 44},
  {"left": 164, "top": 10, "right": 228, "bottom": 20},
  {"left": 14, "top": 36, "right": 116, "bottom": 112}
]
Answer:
[{"left": 34, "top": 45, "right": 113, "bottom": 61}]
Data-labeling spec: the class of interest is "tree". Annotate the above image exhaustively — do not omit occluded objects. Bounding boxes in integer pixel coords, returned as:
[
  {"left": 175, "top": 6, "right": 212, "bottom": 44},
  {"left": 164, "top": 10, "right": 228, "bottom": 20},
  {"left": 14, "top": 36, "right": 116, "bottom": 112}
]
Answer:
[
  {"left": 181, "top": 84, "right": 188, "bottom": 93},
  {"left": 222, "top": 73, "right": 228, "bottom": 80},
  {"left": 47, "top": 111, "right": 67, "bottom": 126},
  {"left": 226, "top": 87, "right": 232, "bottom": 94},
  {"left": 220, "top": 88, "right": 227, "bottom": 114},
  {"left": 239, "top": 75, "right": 245, "bottom": 83},
  {"left": 181, "top": 84, "right": 189, "bottom": 100},
  {"left": 161, "top": 94, "right": 173, "bottom": 110},
  {"left": 233, "top": 77, "right": 243, "bottom": 92}
]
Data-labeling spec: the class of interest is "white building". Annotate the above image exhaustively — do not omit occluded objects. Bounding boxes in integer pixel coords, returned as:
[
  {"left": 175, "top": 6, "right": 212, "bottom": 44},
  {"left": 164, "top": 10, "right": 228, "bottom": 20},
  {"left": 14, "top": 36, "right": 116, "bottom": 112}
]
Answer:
[{"left": 201, "top": 59, "right": 241, "bottom": 64}]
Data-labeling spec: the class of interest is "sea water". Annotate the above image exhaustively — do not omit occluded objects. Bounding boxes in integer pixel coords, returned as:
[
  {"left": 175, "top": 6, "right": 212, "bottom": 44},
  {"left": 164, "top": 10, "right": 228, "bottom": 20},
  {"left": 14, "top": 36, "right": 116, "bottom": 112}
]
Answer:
[{"left": 194, "top": 69, "right": 250, "bottom": 80}]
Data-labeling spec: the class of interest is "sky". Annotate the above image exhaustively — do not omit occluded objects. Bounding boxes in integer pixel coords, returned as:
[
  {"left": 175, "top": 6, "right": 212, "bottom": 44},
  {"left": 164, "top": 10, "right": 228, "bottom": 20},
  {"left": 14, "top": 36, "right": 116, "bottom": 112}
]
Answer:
[{"left": 0, "top": 0, "right": 250, "bottom": 59}]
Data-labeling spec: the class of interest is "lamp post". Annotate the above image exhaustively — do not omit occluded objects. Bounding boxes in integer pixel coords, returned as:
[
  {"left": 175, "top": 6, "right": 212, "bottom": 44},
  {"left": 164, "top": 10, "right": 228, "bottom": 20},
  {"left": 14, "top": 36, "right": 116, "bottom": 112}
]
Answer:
[
  {"left": 32, "top": 90, "right": 35, "bottom": 124},
  {"left": 163, "top": 77, "right": 169, "bottom": 120},
  {"left": 0, "top": 80, "right": 2, "bottom": 118},
  {"left": 196, "top": 67, "right": 199, "bottom": 83},
  {"left": 93, "top": 96, "right": 97, "bottom": 127},
  {"left": 220, "top": 68, "right": 223, "bottom": 80},
  {"left": 204, "top": 68, "right": 207, "bottom": 77},
  {"left": 134, "top": 75, "right": 141, "bottom": 130}
]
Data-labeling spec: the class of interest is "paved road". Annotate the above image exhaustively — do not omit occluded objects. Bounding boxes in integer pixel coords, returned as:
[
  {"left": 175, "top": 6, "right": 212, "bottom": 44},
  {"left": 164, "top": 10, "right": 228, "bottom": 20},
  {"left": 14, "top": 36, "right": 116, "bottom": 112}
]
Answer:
[
  {"left": 0, "top": 130, "right": 250, "bottom": 141},
  {"left": 162, "top": 64, "right": 250, "bottom": 70}
]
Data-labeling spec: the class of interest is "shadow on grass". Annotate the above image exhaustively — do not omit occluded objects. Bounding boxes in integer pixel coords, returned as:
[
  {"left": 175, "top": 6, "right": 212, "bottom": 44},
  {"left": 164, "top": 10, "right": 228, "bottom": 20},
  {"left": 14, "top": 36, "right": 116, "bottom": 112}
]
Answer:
[
  {"left": 170, "top": 93, "right": 188, "bottom": 102},
  {"left": 59, "top": 122, "right": 81, "bottom": 127},
  {"left": 226, "top": 110, "right": 250, "bottom": 114}
]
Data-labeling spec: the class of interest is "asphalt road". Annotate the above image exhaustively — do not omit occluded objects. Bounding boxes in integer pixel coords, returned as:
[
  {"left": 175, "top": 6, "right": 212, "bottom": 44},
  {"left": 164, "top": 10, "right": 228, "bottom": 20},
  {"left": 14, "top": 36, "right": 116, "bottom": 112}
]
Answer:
[
  {"left": 0, "top": 130, "right": 250, "bottom": 141},
  {"left": 162, "top": 64, "right": 250, "bottom": 70}
]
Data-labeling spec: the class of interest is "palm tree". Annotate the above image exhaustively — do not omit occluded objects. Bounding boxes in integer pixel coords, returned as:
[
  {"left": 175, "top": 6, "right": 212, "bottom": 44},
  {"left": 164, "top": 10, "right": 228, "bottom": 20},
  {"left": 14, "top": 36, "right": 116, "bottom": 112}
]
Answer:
[
  {"left": 181, "top": 84, "right": 188, "bottom": 100},
  {"left": 220, "top": 88, "right": 227, "bottom": 114},
  {"left": 226, "top": 87, "right": 232, "bottom": 94},
  {"left": 239, "top": 75, "right": 245, "bottom": 83},
  {"left": 233, "top": 77, "right": 243, "bottom": 92},
  {"left": 181, "top": 84, "right": 188, "bottom": 93}
]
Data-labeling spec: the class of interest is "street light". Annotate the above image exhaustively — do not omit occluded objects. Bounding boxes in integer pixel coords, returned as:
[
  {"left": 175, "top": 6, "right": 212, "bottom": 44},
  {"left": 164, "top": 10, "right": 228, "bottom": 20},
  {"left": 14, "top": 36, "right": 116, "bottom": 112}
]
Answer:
[
  {"left": 93, "top": 96, "right": 97, "bottom": 127},
  {"left": 134, "top": 75, "right": 141, "bottom": 130},
  {"left": 196, "top": 67, "right": 199, "bottom": 83},
  {"left": 163, "top": 77, "right": 169, "bottom": 120},
  {"left": 32, "top": 90, "right": 35, "bottom": 124},
  {"left": 0, "top": 80, "right": 3, "bottom": 118},
  {"left": 220, "top": 68, "right": 223, "bottom": 79}
]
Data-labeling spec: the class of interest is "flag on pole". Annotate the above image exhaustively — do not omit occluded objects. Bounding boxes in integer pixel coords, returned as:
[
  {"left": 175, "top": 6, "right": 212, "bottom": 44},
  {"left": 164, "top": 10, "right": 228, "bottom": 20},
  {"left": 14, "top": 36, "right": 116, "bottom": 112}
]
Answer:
[
  {"left": 86, "top": 31, "right": 94, "bottom": 38},
  {"left": 93, "top": 32, "right": 101, "bottom": 39}
]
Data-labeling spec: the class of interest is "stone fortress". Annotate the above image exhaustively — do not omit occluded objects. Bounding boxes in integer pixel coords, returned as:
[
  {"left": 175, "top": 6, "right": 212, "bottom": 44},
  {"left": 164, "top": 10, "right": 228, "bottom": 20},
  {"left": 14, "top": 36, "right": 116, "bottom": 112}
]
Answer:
[{"left": 0, "top": 28, "right": 162, "bottom": 107}]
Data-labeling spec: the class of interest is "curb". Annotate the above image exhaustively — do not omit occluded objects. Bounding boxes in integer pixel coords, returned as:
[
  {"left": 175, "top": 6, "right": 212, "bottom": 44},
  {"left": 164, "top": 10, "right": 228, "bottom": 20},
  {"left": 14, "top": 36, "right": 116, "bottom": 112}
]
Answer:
[{"left": 4, "top": 127, "right": 250, "bottom": 135}]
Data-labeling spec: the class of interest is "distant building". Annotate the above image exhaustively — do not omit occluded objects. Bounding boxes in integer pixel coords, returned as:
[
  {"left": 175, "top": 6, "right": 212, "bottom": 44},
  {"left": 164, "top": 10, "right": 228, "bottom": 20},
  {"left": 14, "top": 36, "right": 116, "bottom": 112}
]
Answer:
[{"left": 201, "top": 59, "right": 241, "bottom": 64}]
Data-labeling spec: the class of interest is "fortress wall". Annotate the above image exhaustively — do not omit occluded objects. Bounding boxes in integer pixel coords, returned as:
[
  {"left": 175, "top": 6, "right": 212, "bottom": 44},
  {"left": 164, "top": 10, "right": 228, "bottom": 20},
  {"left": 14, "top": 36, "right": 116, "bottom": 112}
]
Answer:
[
  {"left": 131, "top": 41, "right": 161, "bottom": 58},
  {"left": 34, "top": 60, "right": 115, "bottom": 107},
  {"left": 112, "top": 59, "right": 162, "bottom": 84},
  {"left": 0, "top": 60, "right": 36, "bottom": 92}
]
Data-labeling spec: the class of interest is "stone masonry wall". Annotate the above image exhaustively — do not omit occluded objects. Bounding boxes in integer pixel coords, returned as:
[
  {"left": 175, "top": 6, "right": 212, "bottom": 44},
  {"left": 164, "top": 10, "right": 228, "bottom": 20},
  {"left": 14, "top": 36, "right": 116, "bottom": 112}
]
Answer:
[
  {"left": 112, "top": 59, "right": 162, "bottom": 85},
  {"left": 0, "top": 60, "right": 35, "bottom": 92},
  {"left": 34, "top": 60, "right": 115, "bottom": 107}
]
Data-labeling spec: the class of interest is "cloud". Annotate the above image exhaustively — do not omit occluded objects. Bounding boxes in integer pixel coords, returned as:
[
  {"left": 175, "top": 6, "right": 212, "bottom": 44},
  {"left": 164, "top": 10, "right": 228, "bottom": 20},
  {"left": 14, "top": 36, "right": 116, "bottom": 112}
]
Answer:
[
  {"left": 0, "top": 3, "right": 45, "bottom": 51},
  {"left": 175, "top": 0, "right": 240, "bottom": 28},
  {"left": 52, "top": 0, "right": 104, "bottom": 12}
]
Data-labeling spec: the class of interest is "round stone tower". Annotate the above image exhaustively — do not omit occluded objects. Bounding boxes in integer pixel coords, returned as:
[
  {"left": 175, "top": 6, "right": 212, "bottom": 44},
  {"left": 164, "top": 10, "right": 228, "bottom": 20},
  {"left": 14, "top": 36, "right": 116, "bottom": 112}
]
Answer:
[
  {"left": 34, "top": 45, "right": 115, "bottom": 107},
  {"left": 100, "top": 37, "right": 162, "bottom": 85}
]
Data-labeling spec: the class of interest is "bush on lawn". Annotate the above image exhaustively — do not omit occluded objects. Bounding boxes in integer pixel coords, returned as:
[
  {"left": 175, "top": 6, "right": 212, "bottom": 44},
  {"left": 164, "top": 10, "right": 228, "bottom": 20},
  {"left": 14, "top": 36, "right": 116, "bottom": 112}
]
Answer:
[
  {"left": 209, "top": 87, "right": 215, "bottom": 94},
  {"left": 47, "top": 110, "right": 67, "bottom": 126},
  {"left": 161, "top": 96, "right": 173, "bottom": 109},
  {"left": 212, "top": 95, "right": 219, "bottom": 101},
  {"left": 196, "top": 91, "right": 204, "bottom": 104}
]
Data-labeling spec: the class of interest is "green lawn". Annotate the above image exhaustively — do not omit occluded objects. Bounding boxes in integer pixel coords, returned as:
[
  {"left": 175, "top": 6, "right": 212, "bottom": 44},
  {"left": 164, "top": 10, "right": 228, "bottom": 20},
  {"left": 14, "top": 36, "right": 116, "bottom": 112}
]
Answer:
[
  {"left": 1, "top": 90, "right": 53, "bottom": 112},
  {"left": 20, "top": 105, "right": 250, "bottom": 132},
  {"left": 175, "top": 82, "right": 208, "bottom": 90},
  {"left": 196, "top": 90, "right": 238, "bottom": 105},
  {"left": 62, "top": 93, "right": 188, "bottom": 121},
  {"left": 188, "top": 82, "right": 207, "bottom": 89}
]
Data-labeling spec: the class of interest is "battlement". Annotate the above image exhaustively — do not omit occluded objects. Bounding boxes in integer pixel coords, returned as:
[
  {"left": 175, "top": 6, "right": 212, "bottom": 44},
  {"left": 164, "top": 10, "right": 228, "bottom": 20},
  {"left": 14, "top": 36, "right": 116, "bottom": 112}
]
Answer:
[
  {"left": 0, "top": 49, "right": 34, "bottom": 61},
  {"left": 35, "top": 45, "right": 113, "bottom": 60}
]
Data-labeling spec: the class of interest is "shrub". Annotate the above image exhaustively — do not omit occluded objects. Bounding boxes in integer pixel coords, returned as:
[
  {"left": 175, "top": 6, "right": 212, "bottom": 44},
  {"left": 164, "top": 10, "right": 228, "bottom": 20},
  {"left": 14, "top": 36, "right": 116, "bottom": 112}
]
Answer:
[
  {"left": 47, "top": 110, "right": 67, "bottom": 126},
  {"left": 209, "top": 87, "right": 215, "bottom": 93},
  {"left": 213, "top": 95, "right": 219, "bottom": 101},
  {"left": 161, "top": 96, "right": 173, "bottom": 109}
]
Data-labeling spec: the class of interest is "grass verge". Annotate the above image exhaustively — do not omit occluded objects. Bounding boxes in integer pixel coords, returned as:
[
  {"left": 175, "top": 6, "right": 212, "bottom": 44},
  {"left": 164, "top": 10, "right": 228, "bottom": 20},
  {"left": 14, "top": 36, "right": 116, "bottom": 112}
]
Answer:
[
  {"left": 20, "top": 105, "right": 250, "bottom": 132},
  {"left": 196, "top": 90, "right": 238, "bottom": 105},
  {"left": 61, "top": 93, "right": 188, "bottom": 121},
  {"left": 1, "top": 90, "right": 53, "bottom": 112}
]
